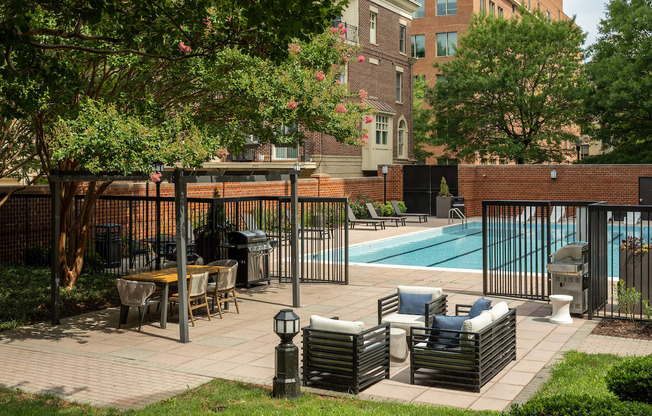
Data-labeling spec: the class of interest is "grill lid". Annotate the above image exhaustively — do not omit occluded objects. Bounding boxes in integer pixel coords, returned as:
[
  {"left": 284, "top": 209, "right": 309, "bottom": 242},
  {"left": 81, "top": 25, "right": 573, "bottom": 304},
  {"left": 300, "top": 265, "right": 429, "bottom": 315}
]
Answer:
[{"left": 229, "top": 230, "right": 268, "bottom": 245}]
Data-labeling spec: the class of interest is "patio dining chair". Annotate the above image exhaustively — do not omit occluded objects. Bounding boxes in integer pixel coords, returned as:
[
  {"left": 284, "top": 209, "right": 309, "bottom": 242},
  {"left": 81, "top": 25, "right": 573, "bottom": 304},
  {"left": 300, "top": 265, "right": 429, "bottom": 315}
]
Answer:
[
  {"left": 365, "top": 203, "right": 405, "bottom": 227},
  {"left": 168, "top": 271, "right": 211, "bottom": 326},
  {"left": 116, "top": 279, "right": 161, "bottom": 331},
  {"left": 206, "top": 260, "right": 239, "bottom": 318}
]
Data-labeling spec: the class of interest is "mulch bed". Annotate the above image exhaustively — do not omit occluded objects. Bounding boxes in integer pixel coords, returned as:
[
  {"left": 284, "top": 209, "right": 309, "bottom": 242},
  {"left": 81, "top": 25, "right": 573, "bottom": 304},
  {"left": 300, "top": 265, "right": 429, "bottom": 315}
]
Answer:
[{"left": 592, "top": 319, "right": 652, "bottom": 341}]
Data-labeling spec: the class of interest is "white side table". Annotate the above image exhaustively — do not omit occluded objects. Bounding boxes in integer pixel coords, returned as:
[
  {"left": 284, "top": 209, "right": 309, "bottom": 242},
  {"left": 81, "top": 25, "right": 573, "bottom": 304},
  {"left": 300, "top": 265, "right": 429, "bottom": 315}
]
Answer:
[
  {"left": 549, "top": 294, "right": 573, "bottom": 324},
  {"left": 389, "top": 328, "right": 408, "bottom": 361}
]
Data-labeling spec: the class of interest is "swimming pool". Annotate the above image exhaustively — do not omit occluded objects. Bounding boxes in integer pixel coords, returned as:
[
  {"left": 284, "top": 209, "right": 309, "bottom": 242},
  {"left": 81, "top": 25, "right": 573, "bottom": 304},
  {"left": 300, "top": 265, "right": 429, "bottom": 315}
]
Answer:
[{"left": 349, "top": 221, "right": 647, "bottom": 277}]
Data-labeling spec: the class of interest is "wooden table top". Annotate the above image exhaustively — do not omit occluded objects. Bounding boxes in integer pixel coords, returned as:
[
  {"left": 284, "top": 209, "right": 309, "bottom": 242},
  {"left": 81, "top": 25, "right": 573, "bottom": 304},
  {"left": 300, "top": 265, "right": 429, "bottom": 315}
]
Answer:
[{"left": 121, "top": 265, "right": 223, "bottom": 283}]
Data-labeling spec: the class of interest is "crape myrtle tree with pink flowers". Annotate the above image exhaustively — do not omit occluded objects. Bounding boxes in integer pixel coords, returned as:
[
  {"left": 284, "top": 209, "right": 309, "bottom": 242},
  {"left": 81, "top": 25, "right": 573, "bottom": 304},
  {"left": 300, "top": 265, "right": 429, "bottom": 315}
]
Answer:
[{"left": 0, "top": 0, "right": 372, "bottom": 289}]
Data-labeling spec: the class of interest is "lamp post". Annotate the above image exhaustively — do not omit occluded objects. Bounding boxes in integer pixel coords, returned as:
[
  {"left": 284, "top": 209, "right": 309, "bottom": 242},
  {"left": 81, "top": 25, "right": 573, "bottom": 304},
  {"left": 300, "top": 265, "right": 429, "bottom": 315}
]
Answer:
[
  {"left": 272, "top": 309, "right": 301, "bottom": 399},
  {"left": 291, "top": 163, "right": 301, "bottom": 308},
  {"left": 575, "top": 138, "right": 581, "bottom": 162},
  {"left": 381, "top": 165, "right": 389, "bottom": 204}
]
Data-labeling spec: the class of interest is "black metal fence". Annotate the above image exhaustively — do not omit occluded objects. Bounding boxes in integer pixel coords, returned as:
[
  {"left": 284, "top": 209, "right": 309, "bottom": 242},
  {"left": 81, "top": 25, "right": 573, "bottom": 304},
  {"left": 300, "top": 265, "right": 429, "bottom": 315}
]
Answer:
[
  {"left": 0, "top": 194, "right": 348, "bottom": 285},
  {"left": 482, "top": 200, "right": 595, "bottom": 301}
]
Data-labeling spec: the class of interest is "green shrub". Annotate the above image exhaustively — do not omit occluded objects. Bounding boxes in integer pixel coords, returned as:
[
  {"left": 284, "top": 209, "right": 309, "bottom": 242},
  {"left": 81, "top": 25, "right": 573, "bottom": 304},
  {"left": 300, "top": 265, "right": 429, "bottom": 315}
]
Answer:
[
  {"left": 394, "top": 200, "right": 407, "bottom": 213},
  {"left": 506, "top": 394, "right": 652, "bottom": 416},
  {"left": 81, "top": 250, "right": 106, "bottom": 275},
  {"left": 605, "top": 354, "right": 652, "bottom": 404},
  {"left": 349, "top": 193, "right": 373, "bottom": 219}
]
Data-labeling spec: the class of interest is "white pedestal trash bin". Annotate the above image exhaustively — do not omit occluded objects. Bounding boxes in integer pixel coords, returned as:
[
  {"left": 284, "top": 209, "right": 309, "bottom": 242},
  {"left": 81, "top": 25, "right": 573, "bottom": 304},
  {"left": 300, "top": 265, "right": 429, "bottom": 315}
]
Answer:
[
  {"left": 549, "top": 294, "right": 574, "bottom": 324},
  {"left": 389, "top": 328, "right": 408, "bottom": 361}
]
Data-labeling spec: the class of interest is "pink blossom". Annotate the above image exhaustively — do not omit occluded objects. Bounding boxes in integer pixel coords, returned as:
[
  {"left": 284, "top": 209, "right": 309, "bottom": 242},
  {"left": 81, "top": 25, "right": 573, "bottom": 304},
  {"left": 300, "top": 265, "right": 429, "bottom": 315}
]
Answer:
[
  {"left": 338, "top": 23, "right": 345, "bottom": 29},
  {"left": 362, "top": 133, "right": 369, "bottom": 139},
  {"left": 216, "top": 147, "right": 229, "bottom": 160},
  {"left": 335, "top": 79, "right": 341, "bottom": 85},
  {"left": 343, "top": 56, "right": 349, "bottom": 62},
  {"left": 331, "top": 27, "right": 338, "bottom": 34},
  {"left": 364, "top": 116, "right": 373, "bottom": 124},
  {"left": 289, "top": 43, "right": 301, "bottom": 54},
  {"left": 178, "top": 41, "right": 191, "bottom": 53},
  {"left": 286, "top": 99, "right": 298, "bottom": 110},
  {"left": 340, "top": 35, "right": 346, "bottom": 42},
  {"left": 315, "top": 71, "right": 326, "bottom": 82},
  {"left": 357, "top": 55, "right": 365, "bottom": 63},
  {"left": 340, "top": 27, "right": 348, "bottom": 34},
  {"left": 359, "top": 89, "right": 369, "bottom": 100},
  {"left": 204, "top": 18, "right": 211, "bottom": 26},
  {"left": 335, "top": 103, "right": 347, "bottom": 114},
  {"left": 150, "top": 171, "right": 162, "bottom": 183}
]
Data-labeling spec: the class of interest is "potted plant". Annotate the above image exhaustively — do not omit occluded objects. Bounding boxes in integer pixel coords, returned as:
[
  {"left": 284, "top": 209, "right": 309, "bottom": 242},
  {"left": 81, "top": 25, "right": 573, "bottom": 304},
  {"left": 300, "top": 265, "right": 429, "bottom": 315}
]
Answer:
[
  {"left": 619, "top": 236, "right": 651, "bottom": 313},
  {"left": 436, "top": 177, "right": 453, "bottom": 219}
]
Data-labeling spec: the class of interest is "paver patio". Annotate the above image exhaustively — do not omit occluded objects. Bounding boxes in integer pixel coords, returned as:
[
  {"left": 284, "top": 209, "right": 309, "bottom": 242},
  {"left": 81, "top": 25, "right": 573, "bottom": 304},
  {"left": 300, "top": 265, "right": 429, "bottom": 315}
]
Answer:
[{"left": 0, "top": 217, "right": 600, "bottom": 411}]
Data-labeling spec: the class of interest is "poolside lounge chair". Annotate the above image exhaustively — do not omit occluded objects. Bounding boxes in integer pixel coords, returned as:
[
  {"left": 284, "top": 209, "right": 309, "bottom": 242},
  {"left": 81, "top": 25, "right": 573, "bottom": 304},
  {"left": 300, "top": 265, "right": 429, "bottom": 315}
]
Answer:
[
  {"left": 390, "top": 201, "right": 428, "bottom": 223},
  {"left": 347, "top": 205, "right": 386, "bottom": 230},
  {"left": 302, "top": 315, "right": 390, "bottom": 394},
  {"left": 365, "top": 203, "right": 406, "bottom": 227},
  {"left": 516, "top": 206, "right": 534, "bottom": 223},
  {"left": 550, "top": 206, "right": 565, "bottom": 223},
  {"left": 626, "top": 211, "right": 642, "bottom": 225}
]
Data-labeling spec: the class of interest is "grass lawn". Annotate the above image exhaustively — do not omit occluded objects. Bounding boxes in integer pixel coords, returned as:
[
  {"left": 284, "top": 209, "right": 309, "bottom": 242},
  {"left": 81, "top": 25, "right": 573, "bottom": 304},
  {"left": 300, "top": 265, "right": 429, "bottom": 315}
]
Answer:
[
  {"left": 531, "top": 350, "right": 625, "bottom": 400},
  {"left": 0, "top": 379, "right": 500, "bottom": 416},
  {"left": 0, "top": 265, "right": 119, "bottom": 331}
]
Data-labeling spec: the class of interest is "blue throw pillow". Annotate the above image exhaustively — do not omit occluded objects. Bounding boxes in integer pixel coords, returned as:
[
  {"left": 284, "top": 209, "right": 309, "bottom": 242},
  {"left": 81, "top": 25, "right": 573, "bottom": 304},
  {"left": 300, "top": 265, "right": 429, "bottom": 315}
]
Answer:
[
  {"left": 398, "top": 293, "right": 432, "bottom": 315},
  {"left": 428, "top": 315, "right": 469, "bottom": 349},
  {"left": 469, "top": 297, "right": 492, "bottom": 318}
]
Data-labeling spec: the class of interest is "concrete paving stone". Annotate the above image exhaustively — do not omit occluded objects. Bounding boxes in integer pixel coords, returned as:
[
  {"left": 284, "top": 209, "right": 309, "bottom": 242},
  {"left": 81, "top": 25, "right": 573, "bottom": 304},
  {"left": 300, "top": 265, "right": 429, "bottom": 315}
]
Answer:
[
  {"left": 469, "top": 397, "right": 513, "bottom": 411},
  {"left": 414, "top": 389, "right": 478, "bottom": 408},
  {"left": 107, "top": 348, "right": 159, "bottom": 360},
  {"left": 498, "top": 371, "right": 537, "bottom": 386},
  {"left": 195, "top": 336, "right": 246, "bottom": 348}
]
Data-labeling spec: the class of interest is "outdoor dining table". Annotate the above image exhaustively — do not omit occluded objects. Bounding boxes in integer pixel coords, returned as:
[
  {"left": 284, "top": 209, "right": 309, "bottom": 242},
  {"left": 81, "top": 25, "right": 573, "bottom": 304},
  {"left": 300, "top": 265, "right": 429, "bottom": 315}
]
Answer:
[{"left": 120, "top": 265, "right": 223, "bottom": 329}]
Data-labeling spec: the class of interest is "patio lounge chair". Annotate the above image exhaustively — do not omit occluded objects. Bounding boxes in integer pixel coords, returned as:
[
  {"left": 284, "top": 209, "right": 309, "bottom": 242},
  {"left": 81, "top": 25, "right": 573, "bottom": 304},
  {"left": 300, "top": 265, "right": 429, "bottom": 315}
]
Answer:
[
  {"left": 377, "top": 286, "right": 447, "bottom": 332},
  {"left": 409, "top": 303, "right": 516, "bottom": 392},
  {"left": 390, "top": 201, "right": 428, "bottom": 223},
  {"left": 626, "top": 211, "right": 642, "bottom": 225},
  {"left": 365, "top": 203, "right": 405, "bottom": 227},
  {"left": 302, "top": 315, "right": 390, "bottom": 394},
  {"left": 516, "top": 206, "right": 535, "bottom": 223},
  {"left": 347, "top": 205, "right": 386, "bottom": 230}
]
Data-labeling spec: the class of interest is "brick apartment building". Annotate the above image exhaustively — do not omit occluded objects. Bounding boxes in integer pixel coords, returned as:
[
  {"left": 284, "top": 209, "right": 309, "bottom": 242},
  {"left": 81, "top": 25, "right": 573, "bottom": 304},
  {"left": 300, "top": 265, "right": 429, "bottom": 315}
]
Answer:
[
  {"left": 410, "top": 0, "right": 571, "bottom": 164},
  {"left": 220, "top": 0, "right": 420, "bottom": 178}
]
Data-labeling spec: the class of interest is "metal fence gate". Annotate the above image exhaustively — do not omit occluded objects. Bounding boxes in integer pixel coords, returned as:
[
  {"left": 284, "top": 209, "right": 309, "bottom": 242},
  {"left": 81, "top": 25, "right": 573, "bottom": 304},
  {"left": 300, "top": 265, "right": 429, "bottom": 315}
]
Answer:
[
  {"left": 0, "top": 193, "right": 348, "bottom": 285},
  {"left": 403, "top": 165, "right": 458, "bottom": 216}
]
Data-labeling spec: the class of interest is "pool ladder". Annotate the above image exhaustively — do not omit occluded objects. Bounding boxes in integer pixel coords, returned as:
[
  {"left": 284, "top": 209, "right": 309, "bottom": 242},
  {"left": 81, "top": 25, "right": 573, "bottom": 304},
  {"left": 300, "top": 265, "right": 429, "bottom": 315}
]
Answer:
[{"left": 448, "top": 208, "right": 467, "bottom": 228}]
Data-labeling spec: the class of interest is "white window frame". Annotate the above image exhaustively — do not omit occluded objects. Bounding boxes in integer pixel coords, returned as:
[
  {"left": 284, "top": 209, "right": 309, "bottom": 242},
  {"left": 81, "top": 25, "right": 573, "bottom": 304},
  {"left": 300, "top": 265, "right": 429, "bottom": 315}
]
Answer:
[
  {"left": 370, "top": 12, "right": 377, "bottom": 45},
  {"left": 396, "top": 71, "right": 403, "bottom": 103},
  {"left": 375, "top": 115, "right": 389, "bottom": 146},
  {"left": 339, "top": 63, "right": 348, "bottom": 85},
  {"left": 397, "top": 118, "right": 407, "bottom": 158},
  {"left": 399, "top": 24, "right": 406, "bottom": 55},
  {"left": 273, "top": 145, "right": 299, "bottom": 161}
]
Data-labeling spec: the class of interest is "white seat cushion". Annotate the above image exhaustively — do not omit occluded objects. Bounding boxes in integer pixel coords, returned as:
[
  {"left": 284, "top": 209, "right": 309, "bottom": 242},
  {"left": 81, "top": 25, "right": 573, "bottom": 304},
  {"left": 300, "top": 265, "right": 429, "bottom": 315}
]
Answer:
[
  {"left": 310, "top": 315, "right": 365, "bottom": 334},
  {"left": 397, "top": 285, "right": 443, "bottom": 301},
  {"left": 381, "top": 313, "right": 425, "bottom": 333},
  {"left": 489, "top": 301, "right": 509, "bottom": 321}
]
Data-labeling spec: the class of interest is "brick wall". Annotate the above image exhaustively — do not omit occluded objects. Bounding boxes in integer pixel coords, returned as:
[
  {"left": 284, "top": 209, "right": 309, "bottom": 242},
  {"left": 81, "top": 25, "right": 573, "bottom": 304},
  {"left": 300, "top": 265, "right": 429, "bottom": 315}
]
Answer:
[{"left": 460, "top": 164, "right": 652, "bottom": 216}]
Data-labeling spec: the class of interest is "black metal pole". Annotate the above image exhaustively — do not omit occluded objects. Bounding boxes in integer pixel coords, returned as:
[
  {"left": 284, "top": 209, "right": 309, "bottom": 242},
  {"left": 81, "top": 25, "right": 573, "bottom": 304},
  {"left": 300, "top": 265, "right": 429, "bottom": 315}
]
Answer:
[
  {"left": 290, "top": 173, "right": 300, "bottom": 308},
  {"left": 383, "top": 173, "right": 387, "bottom": 204},
  {"left": 51, "top": 176, "right": 61, "bottom": 325},
  {"left": 175, "top": 171, "right": 190, "bottom": 343}
]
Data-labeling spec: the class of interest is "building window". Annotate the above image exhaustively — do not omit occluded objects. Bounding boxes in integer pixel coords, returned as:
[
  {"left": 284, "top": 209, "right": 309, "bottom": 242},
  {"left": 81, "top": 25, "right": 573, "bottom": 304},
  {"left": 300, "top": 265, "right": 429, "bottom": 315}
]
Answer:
[
  {"left": 512, "top": 5, "right": 516, "bottom": 13},
  {"left": 411, "top": 35, "right": 425, "bottom": 58},
  {"left": 370, "top": 12, "right": 377, "bottom": 44},
  {"left": 399, "top": 24, "right": 406, "bottom": 54},
  {"left": 414, "top": 74, "right": 426, "bottom": 84},
  {"left": 580, "top": 144, "right": 589, "bottom": 159},
  {"left": 546, "top": 11, "right": 550, "bottom": 21},
  {"left": 436, "top": 74, "right": 447, "bottom": 83},
  {"left": 274, "top": 145, "right": 299, "bottom": 160},
  {"left": 489, "top": 1, "right": 495, "bottom": 15},
  {"left": 528, "top": 0, "right": 531, "bottom": 10},
  {"left": 480, "top": 0, "right": 485, "bottom": 13},
  {"left": 498, "top": 6, "right": 503, "bottom": 17},
  {"left": 375, "top": 115, "right": 388, "bottom": 145},
  {"left": 396, "top": 72, "right": 402, "bottom": 103},
  {"left": 397, "top": 119, "right": 407, "bottom": 158},
  {"left": 339, "top": 64, "right": 348, "bottom": 85},
  {"left": 413, "top": 0, "right": 425, "bottom": 18},
  {"left": 436, "top": 32, "right": 457, "bottom": 57},
  {"left": 437, "top": 0, "right": 457, "bottom": 16}
]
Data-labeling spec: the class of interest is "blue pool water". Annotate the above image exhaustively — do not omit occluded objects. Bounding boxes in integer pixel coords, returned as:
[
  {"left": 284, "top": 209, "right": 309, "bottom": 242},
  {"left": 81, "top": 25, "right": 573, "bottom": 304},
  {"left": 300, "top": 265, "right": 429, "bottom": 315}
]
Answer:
[{"left": 349, "top": 221, "right": 648, "bottom": 276}]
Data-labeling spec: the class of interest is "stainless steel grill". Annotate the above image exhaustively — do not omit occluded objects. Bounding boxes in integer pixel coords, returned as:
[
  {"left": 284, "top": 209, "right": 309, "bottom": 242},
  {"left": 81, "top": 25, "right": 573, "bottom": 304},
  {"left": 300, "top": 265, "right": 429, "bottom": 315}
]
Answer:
[
  {"left": 227, "top": 230, "right": 273, "bottom": 288},
  {"left": 547, "top": 242, "right": 589, "bottom": 314}
]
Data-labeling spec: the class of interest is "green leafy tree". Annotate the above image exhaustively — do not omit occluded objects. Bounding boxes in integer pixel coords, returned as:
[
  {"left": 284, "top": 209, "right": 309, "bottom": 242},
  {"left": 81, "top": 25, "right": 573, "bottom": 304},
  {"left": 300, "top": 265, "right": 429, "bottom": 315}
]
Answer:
[
  {"left": 412, "top": 77, "right": 434, "bottom": 162},
  {"left": 0, "top": 1, "right": 372, "bottom": 288},
  {"left": 0, "top": 118, "right": 43, "bottom": 207},
  {"left": 428, "top": 9, "right": 588, "bottom": 164},
  {"left": 585, "top": 0, "right": 652, "bottom": 154}
]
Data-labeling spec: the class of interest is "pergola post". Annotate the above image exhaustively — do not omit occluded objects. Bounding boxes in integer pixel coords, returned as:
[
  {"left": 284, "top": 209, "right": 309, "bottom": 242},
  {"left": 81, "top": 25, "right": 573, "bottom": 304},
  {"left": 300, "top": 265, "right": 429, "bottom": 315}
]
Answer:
[
  {"left": 174, "top": 171, "right": 190, "bottom": 342},
  {"left": 50, "top": 174, "right": 61, "bottom": 325},
  {"left": 290, "top": 169, "right": 300, "bottom": 308}
]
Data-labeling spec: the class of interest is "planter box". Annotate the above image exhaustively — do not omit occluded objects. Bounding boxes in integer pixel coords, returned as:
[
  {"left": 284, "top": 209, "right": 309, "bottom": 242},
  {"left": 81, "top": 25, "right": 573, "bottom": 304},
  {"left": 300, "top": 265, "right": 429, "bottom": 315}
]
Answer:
[
  {"left": 436, "top": 196, "right": 453, "bottom": 219},
  {"left": 619, "top": 251, "right": 651, "bottom": 313}
]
